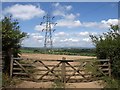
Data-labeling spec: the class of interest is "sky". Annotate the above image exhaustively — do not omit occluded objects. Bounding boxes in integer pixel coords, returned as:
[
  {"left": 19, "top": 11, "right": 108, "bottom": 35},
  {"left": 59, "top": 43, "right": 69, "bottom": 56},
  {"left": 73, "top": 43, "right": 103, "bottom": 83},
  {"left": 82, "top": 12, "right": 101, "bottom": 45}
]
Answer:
[
  {"left": 1, "top": 0, "right": 120, "bottom": 2},
  {"left": 1, "top": 2, "right": 118, "bottom": 48}
]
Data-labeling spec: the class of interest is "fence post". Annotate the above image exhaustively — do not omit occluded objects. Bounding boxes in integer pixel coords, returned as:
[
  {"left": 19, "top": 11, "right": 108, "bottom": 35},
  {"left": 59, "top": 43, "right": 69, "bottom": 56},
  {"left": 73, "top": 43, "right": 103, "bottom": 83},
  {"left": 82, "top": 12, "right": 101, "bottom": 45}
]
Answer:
[
  {"left": 10, "top": 55, "right": 13, "bottom": 78},
  {"left": 108, "top": 59, "right": 111, "bottom": 77},
  {"left": 61, "top": 57, "right": 66, "bottom": 84}
]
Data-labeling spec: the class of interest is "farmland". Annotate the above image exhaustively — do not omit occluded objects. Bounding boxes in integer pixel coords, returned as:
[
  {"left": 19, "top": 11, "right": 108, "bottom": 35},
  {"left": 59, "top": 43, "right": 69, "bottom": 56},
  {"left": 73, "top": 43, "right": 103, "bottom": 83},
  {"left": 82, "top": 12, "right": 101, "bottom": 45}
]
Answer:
[
  {"left": 8, "top": 47, "right": 103, "bottom": 88},
  {"left": 14, "top": 53, "right": 102, "bottom": 88},
  {"left": 20, "top": 47, "right": 96, "bottom": 56},
  {"left": 21, "top": 53, "right": 96, "bottom": 60}
]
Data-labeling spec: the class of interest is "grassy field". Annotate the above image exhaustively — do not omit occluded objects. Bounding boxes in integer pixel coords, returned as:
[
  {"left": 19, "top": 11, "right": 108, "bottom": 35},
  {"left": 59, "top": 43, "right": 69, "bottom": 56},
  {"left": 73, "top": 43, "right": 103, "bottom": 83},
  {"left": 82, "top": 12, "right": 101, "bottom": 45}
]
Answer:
[{"left": 20, "top": 47, "right": 96, "bottom": 56}]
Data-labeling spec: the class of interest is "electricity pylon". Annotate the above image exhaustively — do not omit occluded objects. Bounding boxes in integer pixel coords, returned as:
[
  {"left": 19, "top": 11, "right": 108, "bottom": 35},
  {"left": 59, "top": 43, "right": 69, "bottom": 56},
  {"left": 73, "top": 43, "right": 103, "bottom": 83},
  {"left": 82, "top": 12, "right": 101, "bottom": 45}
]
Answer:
[{"left": 40, "top": 14, "right": 57, "bottom": 49}]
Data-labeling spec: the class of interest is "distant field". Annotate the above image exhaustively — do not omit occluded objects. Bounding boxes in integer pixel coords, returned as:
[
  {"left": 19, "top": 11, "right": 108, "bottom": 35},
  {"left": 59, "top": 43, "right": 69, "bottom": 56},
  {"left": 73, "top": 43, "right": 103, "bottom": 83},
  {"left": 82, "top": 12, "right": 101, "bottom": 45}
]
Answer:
[
  {"left": 20, "top": 48, "right": 96, "bottom": 57},
  {"left": 21, "top": 53, "right": 96, "bottom": 60}
]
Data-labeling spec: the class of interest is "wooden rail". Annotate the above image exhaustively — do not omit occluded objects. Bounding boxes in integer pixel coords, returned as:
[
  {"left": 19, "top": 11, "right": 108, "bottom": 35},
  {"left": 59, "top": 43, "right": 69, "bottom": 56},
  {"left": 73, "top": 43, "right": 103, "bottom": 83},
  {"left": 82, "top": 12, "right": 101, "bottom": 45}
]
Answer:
[{"left": 10, "top": 57, "right": 111, "bottom": 83}]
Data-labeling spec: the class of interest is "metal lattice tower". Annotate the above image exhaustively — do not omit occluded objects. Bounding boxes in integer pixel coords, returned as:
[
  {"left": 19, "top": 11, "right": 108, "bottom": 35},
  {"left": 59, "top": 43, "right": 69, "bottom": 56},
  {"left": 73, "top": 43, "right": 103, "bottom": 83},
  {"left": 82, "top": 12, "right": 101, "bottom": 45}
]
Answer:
[{"left": 40, "top": 14, "right": 57, "bottom": 48}]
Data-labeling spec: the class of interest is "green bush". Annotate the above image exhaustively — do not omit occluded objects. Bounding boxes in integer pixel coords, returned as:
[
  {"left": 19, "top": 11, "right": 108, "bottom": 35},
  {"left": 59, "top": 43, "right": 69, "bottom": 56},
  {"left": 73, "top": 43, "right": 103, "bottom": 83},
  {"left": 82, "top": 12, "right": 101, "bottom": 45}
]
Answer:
[
  {"left": 33, "top": 50, "right": 40, "bottom": 53},
  {"left": 90, "top": 25, "right": 120, "bottom": 79},
  {"left": 2, "top": 16, "right": 27, "bottom": 74}
]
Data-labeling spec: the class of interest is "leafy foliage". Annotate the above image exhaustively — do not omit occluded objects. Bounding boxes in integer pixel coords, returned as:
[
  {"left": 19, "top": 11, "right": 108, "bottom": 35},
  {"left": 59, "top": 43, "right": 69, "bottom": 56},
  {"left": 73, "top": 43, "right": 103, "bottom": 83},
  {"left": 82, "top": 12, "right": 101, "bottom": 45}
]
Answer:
[
  {"left": 101, "top": 76, "right": 120, "bottom": 89},
  {"left": 90, "top": 25, "right": 120, "bottom": 79},
  {"left": 2, "top": 16, "right": 27, "bottom": 56},
  {"left": 2, "top": 16, "right": 27, "bottom": 74}
]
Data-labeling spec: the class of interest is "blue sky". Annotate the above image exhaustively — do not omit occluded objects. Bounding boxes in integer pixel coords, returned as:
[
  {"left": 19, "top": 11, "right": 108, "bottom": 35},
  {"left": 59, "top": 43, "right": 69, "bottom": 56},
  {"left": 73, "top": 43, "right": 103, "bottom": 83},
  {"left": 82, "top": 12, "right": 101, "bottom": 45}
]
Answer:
[
  {"left": 1, "top": 2, "right": 118, "bottom": 48},
  {"left": 1, "top": 0, "right": 120, "bottom": 2}
]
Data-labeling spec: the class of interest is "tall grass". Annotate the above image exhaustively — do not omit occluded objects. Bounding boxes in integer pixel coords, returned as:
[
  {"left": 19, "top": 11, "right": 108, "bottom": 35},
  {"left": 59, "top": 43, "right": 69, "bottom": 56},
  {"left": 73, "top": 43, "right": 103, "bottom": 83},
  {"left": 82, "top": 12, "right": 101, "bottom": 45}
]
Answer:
[
  {"left": 2, "top": 73, "right": 22, "bottom": 88},
  {"left": 85, "top": 61, "right": 120, "bottom": 89},
  {"left": 101, "top": 76, "right": 120, "bottom": 89}
]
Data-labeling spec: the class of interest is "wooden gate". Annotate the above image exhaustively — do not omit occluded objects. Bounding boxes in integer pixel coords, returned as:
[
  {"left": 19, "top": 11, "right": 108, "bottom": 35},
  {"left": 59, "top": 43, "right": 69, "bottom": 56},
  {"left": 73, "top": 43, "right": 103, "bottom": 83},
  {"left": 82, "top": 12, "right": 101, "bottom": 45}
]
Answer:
[{"left": 11, "top": 57, "right": 111, "bottom": 83}]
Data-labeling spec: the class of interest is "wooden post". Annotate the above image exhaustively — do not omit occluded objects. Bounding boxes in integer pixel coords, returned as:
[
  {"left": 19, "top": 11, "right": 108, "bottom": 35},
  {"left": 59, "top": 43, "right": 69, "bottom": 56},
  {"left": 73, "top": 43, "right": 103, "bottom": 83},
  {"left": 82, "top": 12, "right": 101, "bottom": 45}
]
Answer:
[
  {"left": 61, "top": 57, "right": 66, "bottom": 83},
  {"left": 108, "top": 59, "right": 111, "bottom": 77},
  {"left": 10, "top": 55, "right": 13, "bottom": 78}
]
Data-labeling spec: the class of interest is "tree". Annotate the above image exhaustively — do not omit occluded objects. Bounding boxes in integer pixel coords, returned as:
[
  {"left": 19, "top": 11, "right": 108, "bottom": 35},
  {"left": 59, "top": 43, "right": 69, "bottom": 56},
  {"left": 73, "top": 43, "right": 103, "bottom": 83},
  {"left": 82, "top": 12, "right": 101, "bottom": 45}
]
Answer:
[
  {"left": 90, "top": 25, "right": 120, "bottom": 79},
  {"left": 2, "top": 16, "right": 27, "bottom": 75}
]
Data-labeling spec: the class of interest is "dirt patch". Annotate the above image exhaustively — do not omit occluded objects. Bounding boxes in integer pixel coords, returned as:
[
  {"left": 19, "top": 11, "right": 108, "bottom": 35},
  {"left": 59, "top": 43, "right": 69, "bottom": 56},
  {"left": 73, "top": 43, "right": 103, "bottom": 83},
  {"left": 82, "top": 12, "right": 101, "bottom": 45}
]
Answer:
[
  {"left": 16, "top": 81, "right": 53, "bottom": 88},
  {"left": 15, "top": 80, "right": 103, "bottom": 88},
  {"left": 66, "top": 81, "right": 103, "bottom": 88}
]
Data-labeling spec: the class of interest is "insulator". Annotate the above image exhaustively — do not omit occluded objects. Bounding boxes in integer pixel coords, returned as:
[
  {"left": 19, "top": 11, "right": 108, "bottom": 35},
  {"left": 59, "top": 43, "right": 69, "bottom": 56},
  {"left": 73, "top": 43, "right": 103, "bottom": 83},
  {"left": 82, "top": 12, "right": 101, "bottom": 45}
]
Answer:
[
  {"left": 40, "top": 22, "right": 42, "bottom": 25},
  {"left": 42, "top": 29, "right": 44, "bottom": 32},
  {"left": 54, "top": 23, "right": 57, "bottom": 26},
  {"left": 52, "top": 16, "right": 55, "bottom": 20},
  {"left": 43, "top": 16, "right": 45, "bottom": 19},
  {"left": 53, "top": 29, "right": 56, "bottom": 32}
]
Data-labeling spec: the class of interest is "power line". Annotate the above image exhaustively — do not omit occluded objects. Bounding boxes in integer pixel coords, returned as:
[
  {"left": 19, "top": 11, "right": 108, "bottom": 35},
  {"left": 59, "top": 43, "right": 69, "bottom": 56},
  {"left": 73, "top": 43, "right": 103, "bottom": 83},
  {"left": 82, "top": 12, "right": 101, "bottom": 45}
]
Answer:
[{"left": 40, "top": 14, "right": 57, "bottom": 49}]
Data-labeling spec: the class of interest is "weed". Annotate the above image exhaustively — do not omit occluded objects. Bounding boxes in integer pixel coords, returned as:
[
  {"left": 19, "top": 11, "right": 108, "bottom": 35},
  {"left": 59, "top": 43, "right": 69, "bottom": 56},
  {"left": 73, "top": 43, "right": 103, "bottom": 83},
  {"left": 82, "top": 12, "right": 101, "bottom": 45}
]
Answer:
[
  {"left": 52, "top": 79, "right": 65, "bottom": 89},
  {"left": 2, "top": 73, "right": 22, "bottom": 88},
  {"left": 100, "top": 76, "right": 120, "bottom": 89}
]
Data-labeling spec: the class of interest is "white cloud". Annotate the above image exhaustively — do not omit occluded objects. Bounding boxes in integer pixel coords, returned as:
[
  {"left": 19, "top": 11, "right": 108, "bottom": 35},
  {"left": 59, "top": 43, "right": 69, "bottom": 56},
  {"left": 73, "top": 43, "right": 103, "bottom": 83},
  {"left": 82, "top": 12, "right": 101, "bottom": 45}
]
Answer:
[
  {"left": 56, "top": 19, "right": 81, "bottom": 28},
  {"left": 82, "top": 21, "right": 109, "bottom": 29},
  {"left": 22, "top": 31, "right": 97, "bottom": 47},
  {"left": 82, "top": 22, "right": 98, "bottom": 27},
  {"left": 34, "top": 24, "right": 45, "bottom": 31},
  {"left": 52, "top": 3, "right": 65, "bottom": 17},
  {"left": 81, "top": 19, "right": 118, "bottom": 29},
  {"left": 101, "top": 19, "right": 118, "bottom": 25},
  {"left": 54, "top": 32, "right": 68, "bottom": 37},
  {"left": 35, "top": 23, "right": 54, "bottom": 31},
  {"left": 31, "top": 33, "right": 44, "bottom": 40},
  {"left": 52, "top": 31, "right": 97, "bottom": 47},
  {"left": 65, "top": 5, "right": 72, "bottom": 10},
  {"left": 90, "top": 32, "right": 98, "bottom": 35},
  {"left": 52, "top": 10, "right": 65, "bottom": 17},
  {"left": 4, "top": 4, "right": 45, "bottom": 20},
  {"left": 60, "top": 38, "right": 79, "bottom": 43},
  {"left": 31, "top": 33, "right": 40, "bottom": 36},
  {"left": 78, "top": 31, "right": 89, "bottom": 36},
  {"left": 22, "top": 33, "right": 44, "bottom": 47},
  {"left": 82, "top": 38, "right": 91, "bottom": 42},
  {"left": 75, "top": 32, "right": 98, "bottom": 38},
  {"left": 0, "top": 14, "right": 4, "bottom": 20},
  {"left": 52, "top": 3, "right": 80, "bottom": 28},
  {"left": 56, "top": 13, "right": 81, "bottom": 28},
  {"left": 33, "top": 35, "right": 43, "bottom": 40},
  {"left": 52, "top": 3, "right": 72, "bottom": 15},
  {"left": 65, "top": 13, "right": 76, "bottom": 20},
  {"left": 76, "top": 13, "right": 80, "bottom": 16}
]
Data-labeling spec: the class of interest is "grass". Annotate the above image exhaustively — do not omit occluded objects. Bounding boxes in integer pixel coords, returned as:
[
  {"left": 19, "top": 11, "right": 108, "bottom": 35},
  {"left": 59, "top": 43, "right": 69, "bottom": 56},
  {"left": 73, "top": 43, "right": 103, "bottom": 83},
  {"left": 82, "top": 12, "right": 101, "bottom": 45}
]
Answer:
[
  {"left": 52, "top": 79, "right": 65, "bottom": 89},
  {"left": 99, "top": 76, "right": 120, "bottom": 89},
  {"left": 84, "top": 60, "right": 120, "bottom": 89},
  {"left": 2, "top": 73, "right": 23, "bottom": 88},
  {"left": 20, "top": 49, "right": 96, "bottom": 57},
  {"left": 20, "top": 49, "right": 34, "bottom": 53},
  {"left": 51, "top": 67, "right": 65, "bottom": 89}
]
